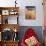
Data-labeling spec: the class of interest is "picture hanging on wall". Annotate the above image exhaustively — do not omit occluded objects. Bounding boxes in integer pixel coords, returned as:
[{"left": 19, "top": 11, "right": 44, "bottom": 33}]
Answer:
[{"left": 25, "top": 6, "right": 36, "bottom": 20}]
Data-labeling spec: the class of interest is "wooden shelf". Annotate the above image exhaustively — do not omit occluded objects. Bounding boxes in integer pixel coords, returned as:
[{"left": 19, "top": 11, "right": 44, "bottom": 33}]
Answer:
[
  {"left": 0, "top": 7, "right": 19, "bottom": 46},
  {"left": 0, "top": 7, "right": 19, "bottom": 11},
  {"left": 0, "top": 40, "right": 19, "bottom": 46},
  {"left": 0, "top": 24, "right": 20, "bottom": 32}
]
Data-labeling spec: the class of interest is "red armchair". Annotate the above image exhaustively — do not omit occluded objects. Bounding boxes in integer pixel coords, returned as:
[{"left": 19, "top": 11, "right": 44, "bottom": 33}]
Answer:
[{"left": 21, "top": 28, "right": 41, "bottom": 46}]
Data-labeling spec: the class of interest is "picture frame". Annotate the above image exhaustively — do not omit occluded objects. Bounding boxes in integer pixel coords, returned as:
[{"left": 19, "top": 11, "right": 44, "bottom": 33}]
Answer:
[
  {"left": 9, "top": 10, "right": 18, "bottom": 15},
  {"left": 25, "top": 6, "right": 36, "bottom": 20},
  {"left": 2, "top": 10, "right": 9, "bottom": 15}
]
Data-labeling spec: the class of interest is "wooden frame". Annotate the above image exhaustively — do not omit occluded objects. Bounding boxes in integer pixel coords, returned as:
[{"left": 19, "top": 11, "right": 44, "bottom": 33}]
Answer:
[
  {"left": 25, "top": 6, "right": 36, "bottom": 20},
  {"left": 2, "top": 10, "right": 9, "bottom": 15}
]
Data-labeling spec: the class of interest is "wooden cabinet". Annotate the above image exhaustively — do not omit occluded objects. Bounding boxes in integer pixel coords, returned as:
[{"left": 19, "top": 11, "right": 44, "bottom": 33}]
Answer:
[{"left": 0, "top": 7, "right": 19, "bottom": 46}]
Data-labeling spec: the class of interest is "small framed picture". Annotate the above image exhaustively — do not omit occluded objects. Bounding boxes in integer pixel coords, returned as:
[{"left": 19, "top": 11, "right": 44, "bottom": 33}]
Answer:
[
  {"left": 10, "top": 11, "right": 15, "bottom": 15},
  {"left": 25, "top": 6, "right": 36, "bottom": 20},
  {"left": 9, "top": 10, "right": 18, "bottom": 15},
  {"left": 2, "top": 10, "right": 9, "bottom": 15}
]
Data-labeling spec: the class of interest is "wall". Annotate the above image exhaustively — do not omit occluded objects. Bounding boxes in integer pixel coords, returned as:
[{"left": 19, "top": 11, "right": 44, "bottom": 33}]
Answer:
[
  {"left": 0, "top": 0, "right": 15, "bottom": 7},
  {"left": 18, "top": 26, "right": 43, "bottom": 44},
  {"left": 0, "top": 0, "right": 44, "bottom": 26},
  {"left": 18, "top": 0, "right": 44, "bottom": 26}
]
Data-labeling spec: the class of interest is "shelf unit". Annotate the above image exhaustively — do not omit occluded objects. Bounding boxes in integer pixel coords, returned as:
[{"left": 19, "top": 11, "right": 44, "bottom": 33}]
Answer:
[
  {"left": 0, "top": 7, "right": 19, "bottom": 46},
  {"left": 0, "top": 7, "right": 19, "bottom": 24}
]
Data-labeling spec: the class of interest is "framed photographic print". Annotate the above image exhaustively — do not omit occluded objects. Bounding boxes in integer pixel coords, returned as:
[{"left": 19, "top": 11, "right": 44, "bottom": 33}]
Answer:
[
  {"left": 25, "top": 6, "right": 36, "bottom": 20},
  {"left": 2, "top": 10, "right": 9, "bottom": 15}
]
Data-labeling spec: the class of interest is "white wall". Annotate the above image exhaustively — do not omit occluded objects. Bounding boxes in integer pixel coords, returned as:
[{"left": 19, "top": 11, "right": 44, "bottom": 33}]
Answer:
[
  {"left": 18, "top": 0, "right": 44, "bottom": 26},
  {"left": 0, "top": 0, "right": 44, "bottom": 26},
  {"left": 0, "top": 0, "right": 15, "bottom": 7}
]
